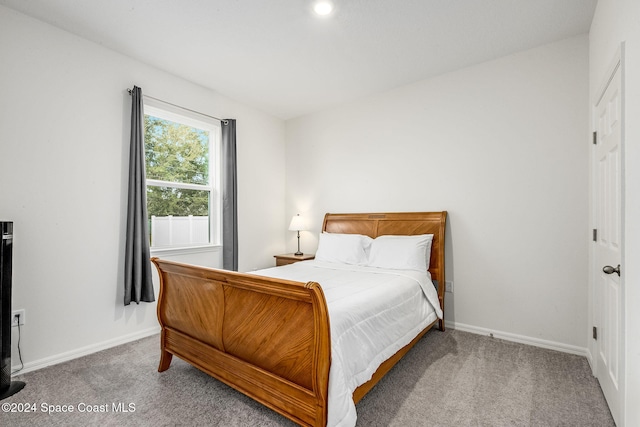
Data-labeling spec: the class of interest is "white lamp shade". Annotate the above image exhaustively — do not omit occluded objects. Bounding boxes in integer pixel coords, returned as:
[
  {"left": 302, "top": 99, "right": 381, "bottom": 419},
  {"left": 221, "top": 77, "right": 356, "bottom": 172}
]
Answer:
[{"left": 288, "top": 214, "right": 306, "bottom": 231}]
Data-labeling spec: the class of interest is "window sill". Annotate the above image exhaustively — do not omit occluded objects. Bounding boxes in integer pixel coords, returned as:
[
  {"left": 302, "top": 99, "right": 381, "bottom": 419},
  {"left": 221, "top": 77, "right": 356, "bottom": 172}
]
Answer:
[{"left": 150, "top": 244, "right": 221, "bottom": 257}]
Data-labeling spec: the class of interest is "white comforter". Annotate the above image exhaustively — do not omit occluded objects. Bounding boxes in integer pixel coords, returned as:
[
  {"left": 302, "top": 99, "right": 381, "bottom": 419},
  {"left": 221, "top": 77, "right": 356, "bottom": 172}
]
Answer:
[{"left": 253, "top": 260, "right": 442, "bottom": 427}]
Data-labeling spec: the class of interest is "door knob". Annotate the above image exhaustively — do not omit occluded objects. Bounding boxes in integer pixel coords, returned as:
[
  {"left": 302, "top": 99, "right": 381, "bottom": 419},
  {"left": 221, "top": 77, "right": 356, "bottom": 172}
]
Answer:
[{"left": 603, "top": 264, "right": 621, "bottom": 276}]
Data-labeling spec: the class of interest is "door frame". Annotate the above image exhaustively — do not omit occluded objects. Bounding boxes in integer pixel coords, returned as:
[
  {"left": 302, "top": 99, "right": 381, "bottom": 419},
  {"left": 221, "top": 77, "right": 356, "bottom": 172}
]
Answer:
[{"left": 589, "top": 43, "right": 625, "bottom": 425}]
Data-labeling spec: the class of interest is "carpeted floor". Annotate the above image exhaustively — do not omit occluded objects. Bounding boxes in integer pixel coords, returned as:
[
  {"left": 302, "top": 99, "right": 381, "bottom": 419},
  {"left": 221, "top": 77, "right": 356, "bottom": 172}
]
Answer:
[{"left": 0, "top": 329, "right": 614, "bottom": 426}]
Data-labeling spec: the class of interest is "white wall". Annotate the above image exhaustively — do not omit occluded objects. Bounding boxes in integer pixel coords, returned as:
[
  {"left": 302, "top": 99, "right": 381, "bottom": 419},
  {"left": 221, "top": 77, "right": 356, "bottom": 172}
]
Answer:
[
  {"left": 0, "top": 6, "right": 286, "bottom": 370},
  {"left": 286, "top": 36, "right": 589, "bottom": 350},
  {"left": 590, "top": 1, "right": 640, "bottom": 425}
]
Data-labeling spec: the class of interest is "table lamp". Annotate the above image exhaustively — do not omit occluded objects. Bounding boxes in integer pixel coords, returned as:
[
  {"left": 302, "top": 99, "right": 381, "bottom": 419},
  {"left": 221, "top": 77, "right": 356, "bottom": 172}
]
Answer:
[{"left": 288, "top": 214, "right": 306, "bottom": 256}]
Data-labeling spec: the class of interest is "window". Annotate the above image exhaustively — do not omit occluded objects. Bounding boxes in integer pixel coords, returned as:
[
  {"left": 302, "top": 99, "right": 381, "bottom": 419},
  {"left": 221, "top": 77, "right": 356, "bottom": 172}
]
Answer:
[{"left": 144, "top": 101, "right": 221, "bottom": 251}]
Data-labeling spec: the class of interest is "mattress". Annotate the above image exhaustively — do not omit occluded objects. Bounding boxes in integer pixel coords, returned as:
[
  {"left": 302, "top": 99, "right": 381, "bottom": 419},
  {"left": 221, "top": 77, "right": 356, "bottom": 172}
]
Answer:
[{"left": 253, "top": 260, "right": 442, "bottom": 427}]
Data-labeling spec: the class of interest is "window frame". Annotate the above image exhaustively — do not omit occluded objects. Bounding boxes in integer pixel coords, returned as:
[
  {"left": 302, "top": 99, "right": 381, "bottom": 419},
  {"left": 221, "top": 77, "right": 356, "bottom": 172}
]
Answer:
[{"left": 143, "top": 99, "right": 222, "bottom": 254}]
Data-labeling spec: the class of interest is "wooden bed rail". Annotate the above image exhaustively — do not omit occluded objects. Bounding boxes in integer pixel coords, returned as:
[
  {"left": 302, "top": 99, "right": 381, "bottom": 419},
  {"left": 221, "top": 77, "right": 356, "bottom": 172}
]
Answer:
[{"left": 151, "top": 258, "right": 332, "bottom": 427}]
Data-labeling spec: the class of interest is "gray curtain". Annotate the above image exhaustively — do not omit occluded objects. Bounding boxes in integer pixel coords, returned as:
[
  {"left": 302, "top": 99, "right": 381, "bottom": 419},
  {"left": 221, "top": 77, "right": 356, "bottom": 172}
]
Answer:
[
  {"left": 221, "top": 119, "right": 238, "bottom": 271},
  {"left": 124, "top": 86, "right": 155, "bottom": 305}
]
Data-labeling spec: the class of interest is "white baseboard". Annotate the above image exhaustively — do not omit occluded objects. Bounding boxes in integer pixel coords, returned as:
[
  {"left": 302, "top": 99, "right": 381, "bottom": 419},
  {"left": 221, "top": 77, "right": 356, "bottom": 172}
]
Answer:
[
  {"left": 446, "top": 321, "right": 588, "bottom": 358},
  {"left": 12, "top": 326, "right": 161, "bottom": 375},
  {"left": 585, "top": 348, "right": 597, "bottom": 375}
]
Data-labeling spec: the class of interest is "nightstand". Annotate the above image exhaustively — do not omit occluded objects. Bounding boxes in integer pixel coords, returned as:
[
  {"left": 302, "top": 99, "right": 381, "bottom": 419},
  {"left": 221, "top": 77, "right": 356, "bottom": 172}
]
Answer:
[{"left": 274, "top": 253, "right": 315, "bottom": 267}]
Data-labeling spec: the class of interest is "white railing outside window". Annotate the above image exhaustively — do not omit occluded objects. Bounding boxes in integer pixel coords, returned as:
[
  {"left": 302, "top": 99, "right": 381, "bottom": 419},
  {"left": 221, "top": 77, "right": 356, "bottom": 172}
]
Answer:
[{"left": 151, "top": 215, "right": 210, "bottom": 248}]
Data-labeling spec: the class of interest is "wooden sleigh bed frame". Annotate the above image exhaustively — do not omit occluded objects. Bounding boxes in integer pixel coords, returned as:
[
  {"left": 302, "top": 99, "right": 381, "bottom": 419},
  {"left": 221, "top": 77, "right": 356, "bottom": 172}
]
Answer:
[{"left": 151, "top": 211, "right": 447, "bottom": 426}]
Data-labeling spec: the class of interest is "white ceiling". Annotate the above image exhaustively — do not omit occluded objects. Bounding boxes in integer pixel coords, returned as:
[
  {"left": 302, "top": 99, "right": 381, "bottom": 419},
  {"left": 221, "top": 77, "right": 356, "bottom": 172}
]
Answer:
[{"left": 0, "top": 0, "right": 597, "bottom": 119}]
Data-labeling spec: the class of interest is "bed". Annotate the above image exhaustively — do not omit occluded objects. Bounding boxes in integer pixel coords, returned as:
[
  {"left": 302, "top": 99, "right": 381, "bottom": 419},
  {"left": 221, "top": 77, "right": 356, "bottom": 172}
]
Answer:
[{"left": 151, "top": 211, "right": 447, "bottom": 426}]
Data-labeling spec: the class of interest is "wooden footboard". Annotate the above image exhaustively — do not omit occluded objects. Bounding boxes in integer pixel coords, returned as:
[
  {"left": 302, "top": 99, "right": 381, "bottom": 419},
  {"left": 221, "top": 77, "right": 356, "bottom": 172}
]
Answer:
[{"left": 151, "top": 258, "right": 331, "bottom": 427}]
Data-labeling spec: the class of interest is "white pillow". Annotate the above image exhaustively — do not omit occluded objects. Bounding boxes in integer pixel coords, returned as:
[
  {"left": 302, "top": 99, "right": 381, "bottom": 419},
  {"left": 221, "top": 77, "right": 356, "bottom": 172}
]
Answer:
[
  {"left": 367, "top": 234, "right": 434, "bottom": 272},
  {"left": 315, "top": 233, "right": 373, "bottom": 265}
]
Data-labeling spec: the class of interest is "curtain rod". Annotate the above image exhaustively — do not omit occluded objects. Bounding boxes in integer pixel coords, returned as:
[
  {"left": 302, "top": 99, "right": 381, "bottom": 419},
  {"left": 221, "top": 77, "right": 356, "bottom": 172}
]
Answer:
[{"left": 127, "top": 88, "right": 229, "bottom": 125}]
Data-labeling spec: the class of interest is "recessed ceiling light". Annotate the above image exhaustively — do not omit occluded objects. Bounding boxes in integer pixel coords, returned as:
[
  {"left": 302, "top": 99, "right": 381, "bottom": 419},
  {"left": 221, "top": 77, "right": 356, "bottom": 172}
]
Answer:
[{"left": 313, "top": 1, "right": 334, "bottom": 16}]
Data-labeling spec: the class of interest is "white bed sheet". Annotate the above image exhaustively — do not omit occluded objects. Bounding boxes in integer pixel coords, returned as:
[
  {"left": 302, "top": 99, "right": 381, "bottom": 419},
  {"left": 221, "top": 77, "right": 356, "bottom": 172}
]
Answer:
[{"left": 253, "top": 260, "right": 442, "bottom": 427}]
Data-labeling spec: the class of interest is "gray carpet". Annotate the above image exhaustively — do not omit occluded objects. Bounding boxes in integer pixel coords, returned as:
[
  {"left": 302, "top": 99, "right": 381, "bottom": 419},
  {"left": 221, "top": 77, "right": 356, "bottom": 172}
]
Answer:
[{"left": 0, "top": 329, "right": 614, "bottom": 426}]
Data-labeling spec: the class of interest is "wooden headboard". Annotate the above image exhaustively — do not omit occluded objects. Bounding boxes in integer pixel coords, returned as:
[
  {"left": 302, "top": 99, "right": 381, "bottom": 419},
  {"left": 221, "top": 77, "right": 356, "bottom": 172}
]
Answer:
[{"left": 322, "top": 211, "right": 447, "bottom": 303}]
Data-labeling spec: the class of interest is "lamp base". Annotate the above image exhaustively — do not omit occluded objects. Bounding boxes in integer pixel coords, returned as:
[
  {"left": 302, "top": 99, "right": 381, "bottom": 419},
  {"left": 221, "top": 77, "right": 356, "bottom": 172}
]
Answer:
[{"left": 294, "top": 232, "right": 303, "bottom": 256}]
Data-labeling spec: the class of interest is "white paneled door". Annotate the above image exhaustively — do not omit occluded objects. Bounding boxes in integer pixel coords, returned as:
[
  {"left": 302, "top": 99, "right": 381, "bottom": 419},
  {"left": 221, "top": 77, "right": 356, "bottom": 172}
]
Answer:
[{"left": 594, "top": 60, "right": 623, "bottom": 426}]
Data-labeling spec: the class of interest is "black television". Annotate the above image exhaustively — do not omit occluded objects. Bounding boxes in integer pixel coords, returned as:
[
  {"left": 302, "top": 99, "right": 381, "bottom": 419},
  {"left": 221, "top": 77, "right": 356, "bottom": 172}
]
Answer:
[{"left": 0, "top": 221, "right": 25, "bottom": 400}]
